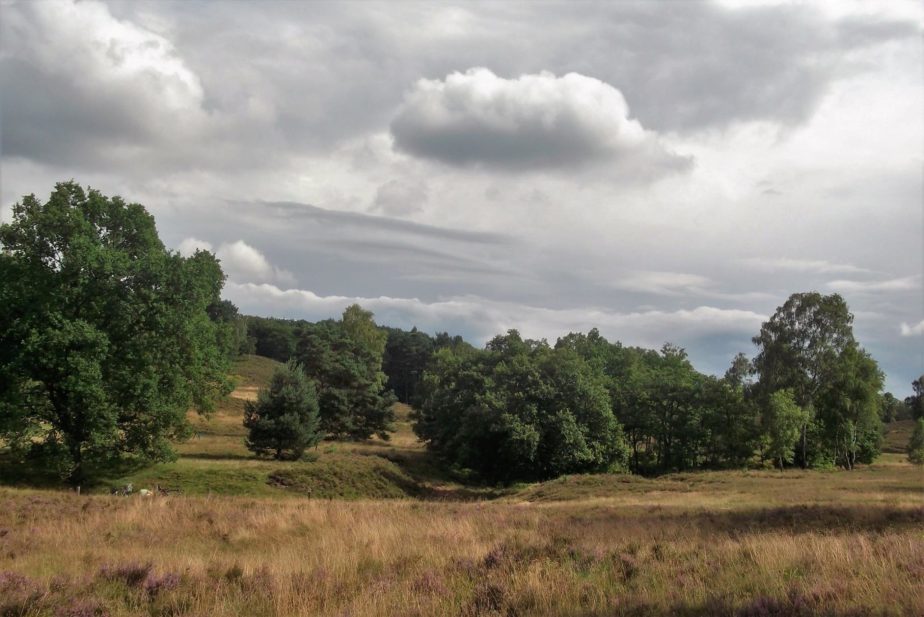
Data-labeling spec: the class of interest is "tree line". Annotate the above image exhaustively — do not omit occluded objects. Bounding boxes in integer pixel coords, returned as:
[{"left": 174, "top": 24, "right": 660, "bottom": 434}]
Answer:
[
  {"left": 244, "top": 293, "right": 923, "bottom": 481},
  {"left": 2, "top": 183, "right": 921, "bottom": 486}
]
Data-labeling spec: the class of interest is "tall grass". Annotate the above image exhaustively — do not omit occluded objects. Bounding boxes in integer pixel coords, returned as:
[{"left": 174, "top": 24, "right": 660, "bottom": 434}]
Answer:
[{"left": 2, "top": 478, "right": 921, "bottom": 616}]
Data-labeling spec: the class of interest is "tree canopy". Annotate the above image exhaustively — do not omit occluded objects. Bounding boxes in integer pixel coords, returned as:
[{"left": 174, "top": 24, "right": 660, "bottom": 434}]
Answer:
[{"left": 0, "top": 182, "right": 233, "bottom": 483}]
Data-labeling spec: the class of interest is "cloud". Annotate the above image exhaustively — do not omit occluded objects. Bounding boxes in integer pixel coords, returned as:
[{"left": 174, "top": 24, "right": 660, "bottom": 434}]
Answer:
[
  {"left": 390, "top": 68, "right": 691, "bottom": 174},
  {"left": 613, "top": 271, "right": 712, "bottom": 296},
  {"left": 1, "top": 0, "right": 920, "bottom": 396},
  {"left": 215, "top": 241, "right": 295, "bottom": 286},
  {"left": 369, "top": 179, "right": 428, "bottom": 216},
  {"left": 176, "top": 237, "right": 213, "bottom": 257},
  {"left": 900, "top": 320, "right": 924, "bottom": 337},
  {"left": 1, "top": 0, "right": 207, "bottom": 167},
  {"left": 826, "top": 276, "right": 920, "bottom": 293},
  {"left": 255, "top": 201, "right": 508, "bottom": 245},
  {"left": 741, "top": 257, "right": 871, "bottom": 274}
]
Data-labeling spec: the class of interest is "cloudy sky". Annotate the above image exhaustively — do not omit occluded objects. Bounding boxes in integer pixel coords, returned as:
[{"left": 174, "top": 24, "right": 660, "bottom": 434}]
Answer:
[{"left": 1, "top": 0, "right": 922, "bottom": 394}]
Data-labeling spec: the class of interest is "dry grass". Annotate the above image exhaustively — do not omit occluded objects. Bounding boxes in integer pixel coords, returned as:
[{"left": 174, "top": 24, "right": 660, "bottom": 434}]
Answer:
[
  {"left": 2, "top": 459, "right": 922, "bottom": 617},
  {"left": 882, "top": 420, "right": 916, "bottom": 454}
]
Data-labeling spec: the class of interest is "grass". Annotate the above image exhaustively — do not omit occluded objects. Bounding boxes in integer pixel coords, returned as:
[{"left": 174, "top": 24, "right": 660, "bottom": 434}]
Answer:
[
  {"left": 1, "top": 480, "right": 921, "bottom": 616},
  {"left": 1, "top": 355, "right": 922, "bottom": 615},
  {"left": 882, "top": 419, "right": 915, "bottom": 454}
]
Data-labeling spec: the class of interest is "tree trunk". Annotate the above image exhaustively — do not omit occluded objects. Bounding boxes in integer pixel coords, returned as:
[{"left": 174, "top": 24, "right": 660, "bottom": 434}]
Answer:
[
  {"left": 67, "top": 442, "right": 84, "bottom": 486},
  {"left": 800, "top": 425, "right": 808, "bottom": 469}
]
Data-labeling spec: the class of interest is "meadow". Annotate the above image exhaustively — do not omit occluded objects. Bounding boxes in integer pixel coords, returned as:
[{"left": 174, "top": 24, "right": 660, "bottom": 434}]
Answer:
[{"left": 1, "top": 356, "right": 921, "bottom": 616}]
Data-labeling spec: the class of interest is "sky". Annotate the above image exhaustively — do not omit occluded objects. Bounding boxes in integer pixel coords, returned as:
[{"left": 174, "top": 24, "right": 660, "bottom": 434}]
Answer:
[{"left": 1, "top": 0, "right": 922, "bottom": 395}]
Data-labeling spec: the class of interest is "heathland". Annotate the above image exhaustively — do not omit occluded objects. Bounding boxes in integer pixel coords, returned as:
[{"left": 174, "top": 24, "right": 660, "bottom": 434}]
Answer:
[{"left": 1, "top": 356, "right": 922, "bottom": 617}]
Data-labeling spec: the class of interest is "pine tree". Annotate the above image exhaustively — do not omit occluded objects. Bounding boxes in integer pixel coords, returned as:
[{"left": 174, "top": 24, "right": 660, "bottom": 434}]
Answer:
[{"left": 244, "top": 361, "right": 321, "bottom": 460}]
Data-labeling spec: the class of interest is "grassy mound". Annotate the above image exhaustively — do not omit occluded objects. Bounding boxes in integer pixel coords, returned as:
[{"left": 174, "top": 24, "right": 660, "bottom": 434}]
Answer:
[
  {"left": 232, "top": 354, "right": 283, "bottom": 388},
  {"left": 268, "top": 453, "right": 424, "bottom": 499}
]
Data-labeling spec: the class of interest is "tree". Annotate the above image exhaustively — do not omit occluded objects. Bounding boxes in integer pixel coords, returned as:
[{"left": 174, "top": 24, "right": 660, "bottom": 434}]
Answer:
[
  {"left": 762, "top": 389, "right": 809, "bottom": 470},
  {"left": 382, "top": 327, "right": 435, "bottom": 403},
  {"left": 752, "top": 292, "right": 856, "bottom": 467},
  {"left": 907, "top": 418, "right": 924, "bottom": 465},
  {"left": 296, "top": 306, "right": 395, "bottom": 440},
  {"left": 0, "top": 182, "right": 232, "bottom": 483},
  {"left": 879, "top": 392, "right": 910, "bottom": 423},
  {"left": 724, "top": 353, "right": 753, "bottom": 390},
  {"left": 814, "top": 344, "right": 883, "bottom": 469},
  {"left": 244, "top": 360, "right": 321, "bottom": 459},
  {"left": 906, "top": 375, "right": 924, "bottom": 420},
  {"left": 415, "top": 330, "right": 629, "bottom": 483}
]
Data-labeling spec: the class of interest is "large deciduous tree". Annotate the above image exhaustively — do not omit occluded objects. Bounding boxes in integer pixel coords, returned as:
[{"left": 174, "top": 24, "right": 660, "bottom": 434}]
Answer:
[
  {"left": 752, "top": 292, "right": 877, "bottom": 468},
  {"left": 0, "top": 182, "right": 232, "bottom": 483}
]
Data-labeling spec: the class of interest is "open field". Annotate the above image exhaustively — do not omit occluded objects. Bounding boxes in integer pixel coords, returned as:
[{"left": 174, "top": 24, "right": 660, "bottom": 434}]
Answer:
[
  {"left": 2, "top": 464, "right": 922, "bottom": 617},
  {"left": 1, "top": 355, "right": 922, "bottom": 616}
]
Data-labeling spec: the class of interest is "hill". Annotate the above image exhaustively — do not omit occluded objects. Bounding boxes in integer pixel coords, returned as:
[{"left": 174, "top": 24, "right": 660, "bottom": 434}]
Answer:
[{"left": 93, "top": 355, "right": 497, "bottom": 500}]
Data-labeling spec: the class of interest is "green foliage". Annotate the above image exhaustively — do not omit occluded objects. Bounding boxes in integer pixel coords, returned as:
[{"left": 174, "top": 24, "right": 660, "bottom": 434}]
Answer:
[
  {"left": 243, "top": 315, "right": 318, "bottom": 362},
  {"left": 382, "top": 327, "right": 436, "bottom": 403},
  {"left": 814, "top": 344, "right": 883, "bottom": 469},
  {"left": 207, "top": 299, "right": 249, "bottom": 358},
  {"left": 907, "top": 418, "right": 924, "bottom": 465},
  {"left": 0, "top": 182, "right": 232, "bottom": 483},
  {"left": 244, "top": 360, "right": 321, "bottom": 460},
  {"left": 906, "top": 375, "right": 924, "bottom": 421},
  {"left": 414, "top": 330, "right": 629, "bottom": 483},
  {"left": 296, "top": 305, "right": 396, "bottom": 440},
  {"left": 557, "top": 331, "right": 760, "bottom": 474},
  {"left": 752, "top": 292, "right": 884, "bottom": 469},
  {"left": 879, "top": 392, "right": 911, "bottom": 423},
  {"left": 762, "top": 390, "right": 809, "bottom": 470}
]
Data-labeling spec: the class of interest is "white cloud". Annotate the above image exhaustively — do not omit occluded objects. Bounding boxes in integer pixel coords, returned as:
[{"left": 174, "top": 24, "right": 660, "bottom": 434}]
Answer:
[
  {"left": 900, "top": 319, "right": 924, "bottom": 336},
  {"left": 826, "top": 275, "right": 920, "bottom": 293},
  {"left": 741, "top": 257, "right": 870, "bottom": 274},
  {"left": 390, "top": 68, "right": 691, "bottom": 174},
  {"left": 176, "top": 237, "right": 213, "bottom": 257},
  {"left": 215, "top": 241, "right": 295, "bottom": 286},
  {"left": 25, "top": 0, "right": 203, "bottom": 109}
]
